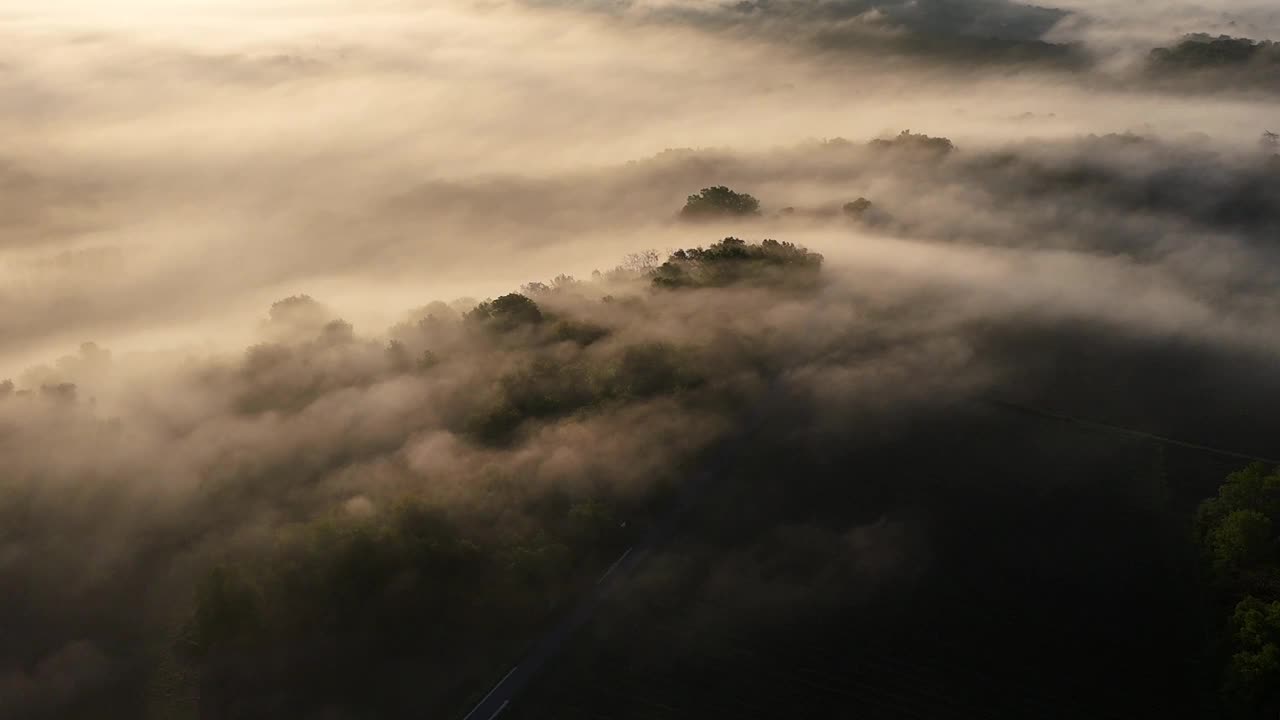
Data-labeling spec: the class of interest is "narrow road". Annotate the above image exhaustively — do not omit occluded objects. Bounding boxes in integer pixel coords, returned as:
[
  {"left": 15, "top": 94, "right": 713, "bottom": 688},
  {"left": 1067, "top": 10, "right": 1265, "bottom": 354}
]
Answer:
[
  {"left": 461, "top": 386, "right": 789, "bottom": 720},
  {"left": 463, "top": 392, "right": 1263, "bottom": 720},
  {"left": 461, "top": 464, "right": 721, "bottom": 720},
  {"left": 460, "top": 537, "right": 649, "bottom": 720}
]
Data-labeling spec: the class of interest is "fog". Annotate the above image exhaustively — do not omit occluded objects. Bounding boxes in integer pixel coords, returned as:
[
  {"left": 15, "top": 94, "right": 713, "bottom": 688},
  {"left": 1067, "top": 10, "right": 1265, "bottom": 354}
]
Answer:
[
  {"left": 3, "top": 0, "right": 1277, "bottom": 371},
  {"left": 2, "top": 1, "right": 1279, "bottom": 718}
]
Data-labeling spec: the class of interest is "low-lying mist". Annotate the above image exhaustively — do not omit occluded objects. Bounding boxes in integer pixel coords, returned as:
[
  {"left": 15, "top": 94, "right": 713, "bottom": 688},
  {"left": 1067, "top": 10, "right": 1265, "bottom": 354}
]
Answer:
[
  {"left": 2, "top": 0, "right": 1279, "bottom": 718},
  {"left": 4, "top": 0, "right": 1277, "bottom": 368}
]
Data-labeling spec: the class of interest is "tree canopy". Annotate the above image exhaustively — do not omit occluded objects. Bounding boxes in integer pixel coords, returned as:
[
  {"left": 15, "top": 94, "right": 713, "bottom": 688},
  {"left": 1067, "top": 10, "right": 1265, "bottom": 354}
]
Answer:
[
  {"left": 843, "top": 197, "right": 873, "bottom": 218},
  {"left": 465, "top": 293, "right": 544, "bottom": 332},
  {"left": 1194, "top": 463, "right": 1280, "bottom": 714},
  {"left": 651, "top": 237, "right": 823, "bottom": 289},
  {"left": 868, "top": 130, "right": 955, "bottom": 155},
  {"left": 679, "top": 186, "right": 761, "bottom": 219}
]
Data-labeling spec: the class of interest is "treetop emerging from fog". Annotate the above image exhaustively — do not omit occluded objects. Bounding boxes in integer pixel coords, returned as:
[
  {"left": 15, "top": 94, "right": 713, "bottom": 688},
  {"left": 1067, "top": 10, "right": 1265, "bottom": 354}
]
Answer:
[
  {"left": 652, "top": 237, "right": 823, "bottom": 289},
  {"left": 680, "top": 186, "right": 762, "bottom": 219},
  {"left": 7, "top": 0, "right": 1280, "bottom": 717},
  {"left": 867, "top": 130, "right": 956, "bottom": 155}
]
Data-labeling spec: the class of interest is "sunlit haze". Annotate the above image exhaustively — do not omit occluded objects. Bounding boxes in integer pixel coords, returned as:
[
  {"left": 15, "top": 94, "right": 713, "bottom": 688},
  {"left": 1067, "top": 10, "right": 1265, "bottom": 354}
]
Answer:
[{"left": 3, "top": 1, "right": 1279, "bottom": 718}]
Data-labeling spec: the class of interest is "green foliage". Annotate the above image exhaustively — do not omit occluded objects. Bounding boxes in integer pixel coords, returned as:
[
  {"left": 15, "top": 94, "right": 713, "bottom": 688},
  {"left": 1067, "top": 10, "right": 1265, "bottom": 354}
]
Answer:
[
  {"left": 605, "top": 342, "right": 702, "bottom": 398},
  {"left": 1194, "top": 463, "right": 1280, "bottom": 588},
  {"left": 1227, "top": 597, "right": 1280, "bottom": 708},
  {"left": 273, "top": 504, "right": 481, "bottom": 631},
  {"left": 500, "top": 357, "right": 596, "bottom": 419},
  {"left": 679, "top": 186, "right": 761, "bottom": 219},
  {"left": 183, "top": 493, "right": 636, "bottom": 715},
  {"left": 1233, "top": 597, "right": 1280, "bottom": 650},
  {"left": 1195, "top": 463, "right": 1280, "bottom": 546},
  {"left": 652, "top": 237, "right": 823, "bottom": 289},
  {"left": 1212, "top": 510, "right": 1274, "bottom": 573},
  {"left": 466, "top": 293, "right": 544, "bottom": 332},
  {"left": 184, "top": 503, "right": 497, "bottom": 713},
  {"left": 467, "top": 342, "right": 702, "bottom": 444},
  {"left": 1195, "top": 464, "right": 1280, "bottom": 716},
  {"left": 467, "top": 356, "right": 597, "bottom": 444}
]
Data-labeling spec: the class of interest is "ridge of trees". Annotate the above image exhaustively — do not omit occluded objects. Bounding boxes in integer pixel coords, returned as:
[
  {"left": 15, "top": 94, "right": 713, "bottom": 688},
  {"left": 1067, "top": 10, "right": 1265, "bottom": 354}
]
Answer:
[
  {"left": 651, "top": 237, "right": 823, "bottom": 289},
  {"left": 1149, "top": 34, "right": 1280, "bottom": 71},
  {"left": 168, "top": 242, "right": 820, "bottom": 709}
]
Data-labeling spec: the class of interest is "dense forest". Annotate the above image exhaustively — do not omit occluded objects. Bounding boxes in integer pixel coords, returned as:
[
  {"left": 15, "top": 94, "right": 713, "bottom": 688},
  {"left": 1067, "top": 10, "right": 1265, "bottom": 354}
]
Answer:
[
  {"left": 4, "top": 0, "right": 1280, "bottom": 716},
  {"left": 6, "top": 220, "right": 1280, "bottom": 717},
  {"left": 6, "top": 236, "right": 842, "bottom": 717}
]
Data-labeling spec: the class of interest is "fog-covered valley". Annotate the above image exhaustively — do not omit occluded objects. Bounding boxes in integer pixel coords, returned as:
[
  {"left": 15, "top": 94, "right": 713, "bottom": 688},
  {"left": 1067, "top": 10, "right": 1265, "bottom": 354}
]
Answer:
[{"left": 3, "top": 1, "right": 1280, "bottom": 718}]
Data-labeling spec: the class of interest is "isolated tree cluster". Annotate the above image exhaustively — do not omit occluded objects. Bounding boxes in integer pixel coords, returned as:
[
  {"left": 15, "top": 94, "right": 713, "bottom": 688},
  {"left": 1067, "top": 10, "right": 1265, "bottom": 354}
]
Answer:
[
  {"left": 868, "top": 130, "right": 956, "bottom": 155},
  {"left": 679, "top": 185, "right": 761, "bottom": 219}
]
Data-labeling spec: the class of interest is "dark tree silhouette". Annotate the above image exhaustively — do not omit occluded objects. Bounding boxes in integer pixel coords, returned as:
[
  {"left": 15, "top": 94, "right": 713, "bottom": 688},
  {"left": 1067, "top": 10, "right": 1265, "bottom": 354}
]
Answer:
[
  {"left": 466, "top": 293, "right": 544, "bottom": 332},
  {"left": 652, "top": 237, "right": 823, "bottom": 289},
  {"left": 1149, "top": 34, "right": 1280, "bottom": 70},
  {"left": 680, "top": 186, "right": 761, "bottom": 219},
  {"left": 843, "top": 198, "right": 873, "bottom": 218}
]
